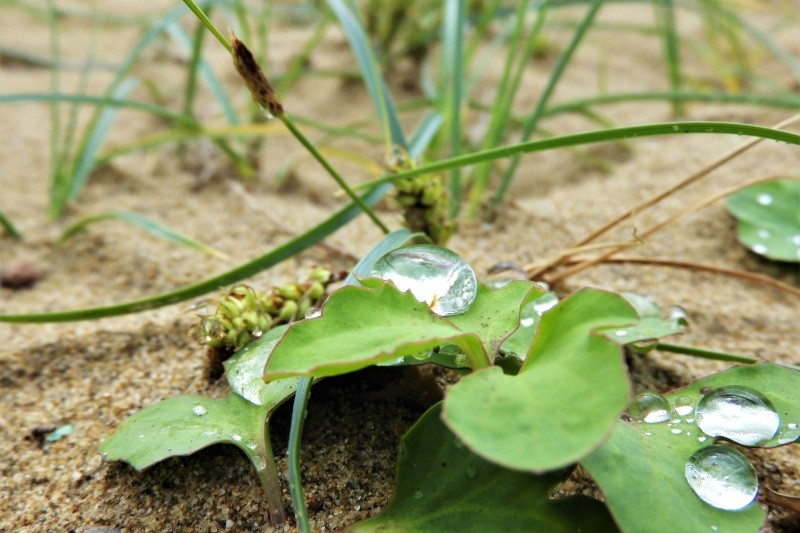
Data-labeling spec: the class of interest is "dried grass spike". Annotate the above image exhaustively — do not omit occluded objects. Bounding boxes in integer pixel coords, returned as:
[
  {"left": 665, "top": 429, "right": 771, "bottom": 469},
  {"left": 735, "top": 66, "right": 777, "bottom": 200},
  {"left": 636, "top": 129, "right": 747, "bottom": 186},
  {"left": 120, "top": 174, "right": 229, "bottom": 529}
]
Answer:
[{"left": 230, "top": 30, "right": 283, "bottom": 117}]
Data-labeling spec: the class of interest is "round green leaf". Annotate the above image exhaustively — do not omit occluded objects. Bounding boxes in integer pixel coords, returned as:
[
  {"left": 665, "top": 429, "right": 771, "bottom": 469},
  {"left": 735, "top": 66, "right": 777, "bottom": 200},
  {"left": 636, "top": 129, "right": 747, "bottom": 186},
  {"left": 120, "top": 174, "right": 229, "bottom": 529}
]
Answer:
[
  {"left": 350, "top": 403, "right": 618, "bottom": 532},
  {"left": 727, "top": 179, "right": 800, "bottom": 262},
  {"left": 442, "top": 289, "right": 637, "bottom": 472},
  {"left": 582, "top": 364, "right": 799, "bottom": 532}
]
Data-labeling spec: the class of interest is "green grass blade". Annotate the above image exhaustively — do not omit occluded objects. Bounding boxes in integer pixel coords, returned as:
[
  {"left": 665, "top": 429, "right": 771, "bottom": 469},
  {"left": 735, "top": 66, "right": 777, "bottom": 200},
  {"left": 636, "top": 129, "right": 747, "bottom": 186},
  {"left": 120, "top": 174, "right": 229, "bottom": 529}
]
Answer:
[
  {"left": 655, "top": 0, "right": 683, "bottom": 116},
  {"left": 0, "top": 184, "right": 392, "bottom": 323},
  {"left": 467, "top": 0, "right": 545, "bottom": 216},
  {"left": 543, "top": 90, "right": 800, "bottom": 116},
  {"left": 57, "top": 78, "right": 138, "bottom": 214},
  {"left": 0, "top": 92, "right": 199, "bottom": 125},
  {"left": 0, "top": 211, "right": 23, "bottom": 240},
  {"left": 326, "top": 0, "right": 407, "bottom": 149},
  {"left": 440, "top": 0, "right": 466, "bottom": 217},
  {"left": 353, "top": 121, "right": 800, "bottom": 190},
  {"left": 167, "top": 21, "right": 239, "bottom": 124},
  {"left": 57, "top": 210, "right": 227, "bottom": 258},
  {"left": 491, "top": 0, "right": 603, "bottom": 208},
  {"left": 408, "top": 112, "right": 444, "bottom": 159}
]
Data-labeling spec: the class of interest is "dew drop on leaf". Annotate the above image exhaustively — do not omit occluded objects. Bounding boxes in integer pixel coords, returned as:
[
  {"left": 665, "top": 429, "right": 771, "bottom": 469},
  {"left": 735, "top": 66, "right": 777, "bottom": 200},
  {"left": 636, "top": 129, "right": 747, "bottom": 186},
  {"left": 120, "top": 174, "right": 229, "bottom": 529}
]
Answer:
[
  {"left": 776, "top": 423, "right": 800, "bottom": 445},
  {"left": 673, "top": 396, "right": 694, "bottom": 417},
  {"left": 695, "top": 386, "right": 780, "bottom": 446},
  {"left": 414, "top": 490, "right": 424, "bottom": 500},
  {"left": 192, "top": 405, "right": 207, "bottom": 416},
  {"left": 231, "top": 433, "right": 243, "bottom": 442},
  {"left": 630, "top": 391, "right": 671, "bottom": 423},
  {"left": 369, "top": 244, "right": 477, "bottom": 316},
  {"left": 684, "top": 445, "right": 758, "bottom": 511},
  {"left": 756, "top": 193, "right": 773, "bottom": 205}
]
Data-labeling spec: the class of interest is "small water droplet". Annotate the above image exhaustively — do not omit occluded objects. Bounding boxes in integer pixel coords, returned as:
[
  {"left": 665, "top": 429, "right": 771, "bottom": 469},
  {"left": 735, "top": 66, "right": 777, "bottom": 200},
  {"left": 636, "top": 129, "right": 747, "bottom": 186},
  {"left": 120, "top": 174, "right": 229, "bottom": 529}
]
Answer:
[
  {"left": 414, "top": 490, "right": 424, "bottom": 500},
  {"left": 757, "top": 229, "right": 770, "bottom": 239},
  {"left": 245, "top": 440, "right": 257, "bottom": 451},
  {"left": 138, "top": 434, "right": 145, "bottom": 439},
  {"left": 630, "top": 391, "right": 671, "bottom": 423},
  {"left": 614, "top": 329, "right": 629, "bottom": 337},
  {"left": 790, "top": 235, "right": 800, "bottom": 246},
  {"left": 671, "top": 419, "right": 682, "bottom": 424},
  {"left": 252, "top": 456, "right": 267, "bottom": 471},
  {"left": 674, "top": 396, "right": 694, "bottom": 417},
  {"left": 684, "top": 445, "right": 758, "bottom": 511},
  {"left": 466, "top": 467, "right": 476, "bottom": 478},
  {"left": 752, "top": 244, "right": 768, "bottom": 254},
  {"left": 672, "top": 125, "right": 680, "bottom": 131},
  {"left": 232, "top": 434, "right": 243, "bottom": 442},
  {"left": 369, "top": 245, "right": 477, "bottom": 316},
  {"left": 711, "top": 526, "right": 718, "bottom": 532},
  {"left": 686, "top": 431, "right": 692, "bottom": 436},
  {"left": 756, "top": 193, "right": 773, "bottom": 206},
  {"left": 698, "top": 435, "right": 707, "bottom": 443},
  {"left": 776, "top": 423, "right": 800, "bottom": 445},
  {"left": 665, "top": 305, "right": 689, "bottom": 324},
  {"left": 685, "top": 418, "right": 695, "bottom": 424},
  {"left": 671, "top": 428, "right": 683, "bottom": 435},
  {"left": 696, "top": 386, "right": 780, "bottom": 446},
  {"left": 532, "top": 292, "right": 559, "bottom": 314},
  {"left": 644, "top": 431, "right": 652, "bottom": 436},
  {"left": 520, "top": 317, "right": 534, "bottom": 327},
  {"left": 192, "top": 405, "right": 207, "bottom": 416},
  {"left": 305, "top": 307, "right": 322, "bottom": 319},
  {"left": 629, "top": 338, "right": 659, "bottom": 354}
]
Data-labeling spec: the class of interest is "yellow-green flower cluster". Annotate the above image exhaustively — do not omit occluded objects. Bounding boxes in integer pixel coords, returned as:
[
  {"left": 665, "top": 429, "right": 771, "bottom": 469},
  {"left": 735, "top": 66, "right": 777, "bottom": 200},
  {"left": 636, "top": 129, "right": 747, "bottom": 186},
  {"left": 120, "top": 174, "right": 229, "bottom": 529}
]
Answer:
[
  {"left": 391, "top": 149, "right": 452, "bottom": 246},
  {"left": 195, "top": 267, "right": 332, "bottom": 356}
]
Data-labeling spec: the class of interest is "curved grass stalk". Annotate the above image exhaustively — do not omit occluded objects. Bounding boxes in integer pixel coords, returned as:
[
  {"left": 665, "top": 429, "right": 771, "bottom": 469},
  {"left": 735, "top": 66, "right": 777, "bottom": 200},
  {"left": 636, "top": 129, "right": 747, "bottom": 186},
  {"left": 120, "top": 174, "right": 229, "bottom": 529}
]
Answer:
[
  {"left": 656, "top": 343, "right": 758, "bottom": 364},
  {"left": 352, "top": 121, "right": 800, "bottom": 191},
  {"left": 0, "top": 184, "right": 391, "bottom": 324}
]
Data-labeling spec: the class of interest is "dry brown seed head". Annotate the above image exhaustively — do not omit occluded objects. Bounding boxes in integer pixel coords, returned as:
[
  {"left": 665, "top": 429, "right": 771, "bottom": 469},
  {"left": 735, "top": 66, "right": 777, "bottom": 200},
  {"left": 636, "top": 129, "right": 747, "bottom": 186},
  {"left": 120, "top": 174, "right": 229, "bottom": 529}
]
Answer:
[{"left": 230, "top": 30, "right": 283, "bottom": 117}]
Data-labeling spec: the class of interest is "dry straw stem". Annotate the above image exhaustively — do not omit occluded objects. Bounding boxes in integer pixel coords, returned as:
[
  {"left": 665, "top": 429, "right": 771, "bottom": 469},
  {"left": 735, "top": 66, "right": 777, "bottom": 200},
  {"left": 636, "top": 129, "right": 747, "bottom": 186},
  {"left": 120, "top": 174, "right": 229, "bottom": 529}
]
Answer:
[
  {"left": 526, "top": 113, "right": 800, "bottom": 280},
  {"left": 544, "top": 175, "right": 799, "bottom": 294}
]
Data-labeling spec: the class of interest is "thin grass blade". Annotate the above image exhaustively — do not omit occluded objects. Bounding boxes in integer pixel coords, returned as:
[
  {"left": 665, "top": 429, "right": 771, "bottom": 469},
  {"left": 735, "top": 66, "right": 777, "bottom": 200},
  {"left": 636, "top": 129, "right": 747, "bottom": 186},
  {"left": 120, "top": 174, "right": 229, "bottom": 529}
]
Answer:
[
  {"left": 58, "top": 210, "right": 227, "bottom": 258},
  {"left": 0, "top": 211, "right": 22, "bottom": 240},
  {"left": 326, "top": 0, "right": 407, "bottom": 149}
]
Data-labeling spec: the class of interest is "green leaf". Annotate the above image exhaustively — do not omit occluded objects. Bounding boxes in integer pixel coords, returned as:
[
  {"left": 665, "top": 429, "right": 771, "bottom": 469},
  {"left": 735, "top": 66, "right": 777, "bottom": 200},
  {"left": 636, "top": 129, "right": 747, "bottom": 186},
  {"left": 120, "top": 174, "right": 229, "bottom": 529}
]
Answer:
[
  {"left": 582, "top": 364, "right": 798, "bottom": 532},
  {"left": 99, "top": 393, "right": 270, "bottom": 470},
  {"left": 350, "top": 403, "right": 618, "bottom": 533},
  {"left": 263, "top": 282, "right": 490, "bottom": 380},
  {"left": 500, "top": 289, "right": 559, "bottom": 358},
  {"left": 58, "top": 210, "right": 227, "bottom": 258},
  {"left": 223, "top": 325, "right": 297, "bottom": 406},
  {"left": 726, "top": 179, "right": 800, "bottom": 262},
  {"left": 446, "top": 281, "right": 545, "bottom": 356},
  {"left": 598, "top": 292, "right": 687, "bottom": 349},
  {"left": 442, "top": 289, "right": 637, "bottom": 472}
]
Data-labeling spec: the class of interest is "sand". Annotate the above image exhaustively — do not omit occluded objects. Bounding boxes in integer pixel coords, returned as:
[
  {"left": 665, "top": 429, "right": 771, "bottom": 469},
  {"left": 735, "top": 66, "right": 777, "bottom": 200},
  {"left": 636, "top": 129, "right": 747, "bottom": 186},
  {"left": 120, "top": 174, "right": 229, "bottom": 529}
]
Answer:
[{"left": 1, "top": 1, "right": 798, "bottom": 531}]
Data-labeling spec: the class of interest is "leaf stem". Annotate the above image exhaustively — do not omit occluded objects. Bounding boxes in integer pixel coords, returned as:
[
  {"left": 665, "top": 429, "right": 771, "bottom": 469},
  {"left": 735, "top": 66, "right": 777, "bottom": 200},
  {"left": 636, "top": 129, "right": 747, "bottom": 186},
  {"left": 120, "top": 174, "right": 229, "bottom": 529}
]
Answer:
[
  {"left": 254, "top": 423, "right": 287, "bottom": 526},
  {"left": 288, "top": 377, "right": 313, "bottom": 533},
  {"left": 655, "top": 343, "right": 757, "bottom": 364}
]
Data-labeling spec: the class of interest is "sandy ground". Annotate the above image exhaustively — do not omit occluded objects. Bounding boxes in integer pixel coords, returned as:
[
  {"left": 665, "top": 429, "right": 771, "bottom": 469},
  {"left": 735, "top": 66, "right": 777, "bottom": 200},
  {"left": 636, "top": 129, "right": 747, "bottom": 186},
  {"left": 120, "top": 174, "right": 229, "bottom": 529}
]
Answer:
[{"left": 1, "top": 1, "right": 798, "bottom": 531}]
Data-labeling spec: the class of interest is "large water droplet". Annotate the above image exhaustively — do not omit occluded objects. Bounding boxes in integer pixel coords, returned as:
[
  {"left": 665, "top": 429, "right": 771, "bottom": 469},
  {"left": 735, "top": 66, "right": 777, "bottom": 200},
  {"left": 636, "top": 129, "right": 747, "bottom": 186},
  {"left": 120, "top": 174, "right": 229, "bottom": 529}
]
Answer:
[
  {"left": 776, "top": 422, "right": 800, "bottom": 445},
  {"left": 684, "top": 445, "right": 758, "bottom": 510},
  {"left": 630, "top": 392, "right": 671, "bottom": 423},
  {"left": 369, "top": 244, "right": 477, "bottom": 316},
  {"left": 696, "top": 386, "right": 780, "bottom": 446},
  {"left": 192, "top": 405, "right": 208, "bottom": 416}
]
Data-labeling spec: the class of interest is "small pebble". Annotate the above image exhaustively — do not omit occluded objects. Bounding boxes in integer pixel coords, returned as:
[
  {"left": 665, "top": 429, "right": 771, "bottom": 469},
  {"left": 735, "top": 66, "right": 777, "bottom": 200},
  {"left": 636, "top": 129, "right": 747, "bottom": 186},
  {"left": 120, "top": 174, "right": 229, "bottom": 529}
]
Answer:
[{"left": 0, "top": 261, "right": 42, "bottom": 289}]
